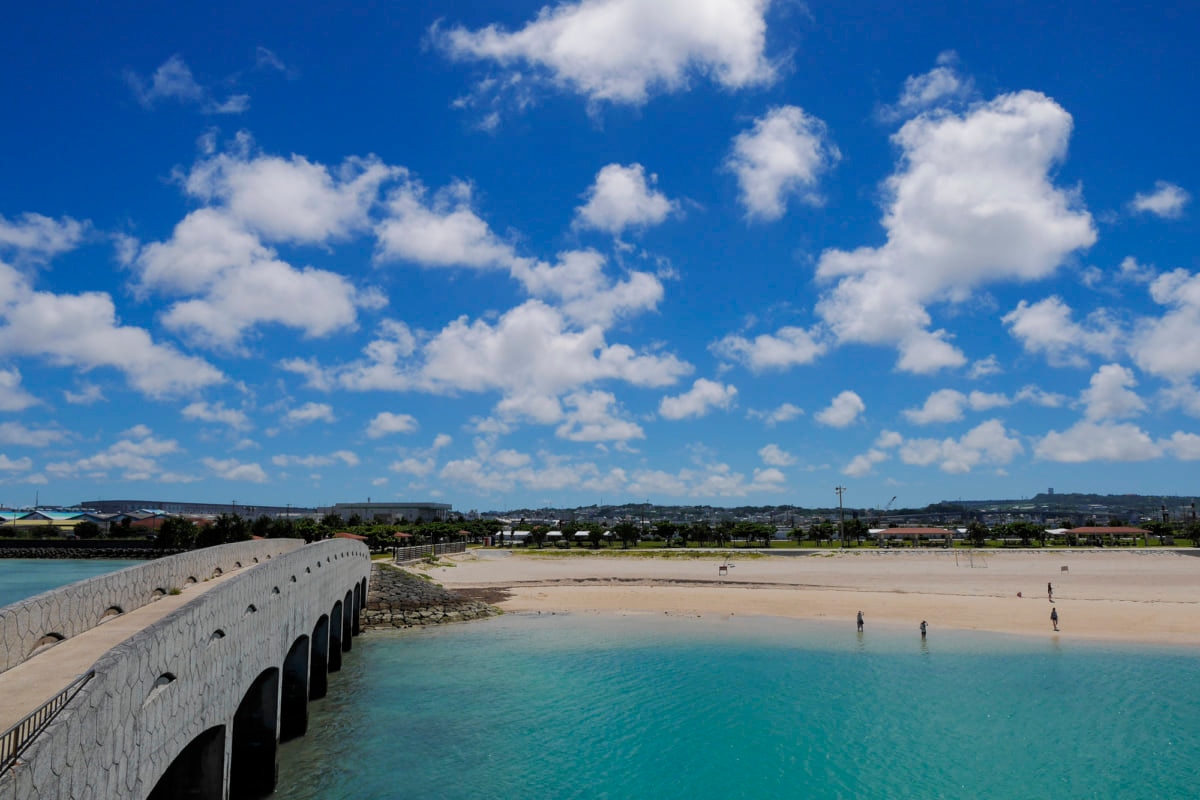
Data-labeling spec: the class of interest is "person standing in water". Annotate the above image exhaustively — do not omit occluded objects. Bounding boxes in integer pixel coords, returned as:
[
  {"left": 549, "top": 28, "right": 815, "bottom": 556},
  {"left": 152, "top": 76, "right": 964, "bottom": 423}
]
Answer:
[
  {"left": 857, "top": 610, "right": 864, "bottom": 632},
  {"left": 1051, "top": 607, "right": 1059, "bottom": 631},
  {"left": 920, "top": 620, "right": 927, "bottom": 638}
]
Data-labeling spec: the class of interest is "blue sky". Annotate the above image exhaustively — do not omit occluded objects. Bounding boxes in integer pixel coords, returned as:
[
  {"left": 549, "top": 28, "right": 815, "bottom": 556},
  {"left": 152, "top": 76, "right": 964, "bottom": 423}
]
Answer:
[{"left": 1, "top": 0, "right": 1198, "bottom": 513}]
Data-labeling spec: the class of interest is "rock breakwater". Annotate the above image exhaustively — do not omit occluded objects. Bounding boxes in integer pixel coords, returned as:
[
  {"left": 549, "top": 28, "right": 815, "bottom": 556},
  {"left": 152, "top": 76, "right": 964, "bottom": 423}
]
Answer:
[
  {"left": 362, "top": 562, "right": 499, "bottom": 629},
  {"left": 0, "top": 546, "right": 182, "bottom": 559}
]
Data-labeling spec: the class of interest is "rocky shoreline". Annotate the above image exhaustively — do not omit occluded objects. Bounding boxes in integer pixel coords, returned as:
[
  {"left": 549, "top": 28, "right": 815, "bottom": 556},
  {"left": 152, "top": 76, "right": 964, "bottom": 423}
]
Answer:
[
  {"left": 0, "top": 547, "right": 184, "bottom": 559},
  {"left": 361, "top": 561, "right": 500, "bottom": 629}
]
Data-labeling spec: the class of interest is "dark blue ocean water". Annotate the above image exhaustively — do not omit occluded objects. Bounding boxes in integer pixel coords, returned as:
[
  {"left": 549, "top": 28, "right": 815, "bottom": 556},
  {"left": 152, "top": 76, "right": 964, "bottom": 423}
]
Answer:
[
  {"left": 0, "top": 558, "right": 142, "bottom": 608},
  {"left": 277, "top": 613, "right": 1200, "bottom": 800}
]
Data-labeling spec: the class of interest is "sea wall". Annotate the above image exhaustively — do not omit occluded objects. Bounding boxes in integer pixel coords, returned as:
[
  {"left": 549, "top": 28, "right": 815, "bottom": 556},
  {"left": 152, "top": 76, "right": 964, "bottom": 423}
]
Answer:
[
  {"left": 0, "top": 539, "right": 304, "bottom": 674},
  {"left": 0, "top": 546, "right": 180, "bottom": 559},
  {"left": 361, "top": 562, "right": 498, "bottom": 628}
]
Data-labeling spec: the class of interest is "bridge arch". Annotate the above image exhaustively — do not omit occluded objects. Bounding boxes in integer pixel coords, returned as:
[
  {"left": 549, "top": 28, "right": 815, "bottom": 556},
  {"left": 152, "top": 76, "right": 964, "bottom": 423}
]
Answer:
[
  {"left": 309, "top": 615, "right": 329, "bottom": 700},
  {"left": 342, "top": 590, "right": 354, "bottom": 653},
  {"left": 329, "top": 600, "right": 343, "bottom": 672},
  {"left": 231, "top": 667, "right": 279, "bottom": 799},
  {"left": 280, "top": 635, "right": 309, "bottom": 742},
  {"left": 147, "top": 725, "right": 225, "bottom": 800}
]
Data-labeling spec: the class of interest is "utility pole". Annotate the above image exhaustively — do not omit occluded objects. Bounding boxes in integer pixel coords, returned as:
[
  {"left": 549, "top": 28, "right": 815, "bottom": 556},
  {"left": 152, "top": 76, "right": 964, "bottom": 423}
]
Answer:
[{"left": 835, "top": 486, "right": 846, "bottom": 548}]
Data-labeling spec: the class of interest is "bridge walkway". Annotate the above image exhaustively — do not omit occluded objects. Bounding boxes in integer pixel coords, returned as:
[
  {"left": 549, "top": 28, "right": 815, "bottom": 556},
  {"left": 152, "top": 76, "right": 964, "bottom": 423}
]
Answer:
[{"left": 0, "top": 567, "right": 243, "bottom": 732}]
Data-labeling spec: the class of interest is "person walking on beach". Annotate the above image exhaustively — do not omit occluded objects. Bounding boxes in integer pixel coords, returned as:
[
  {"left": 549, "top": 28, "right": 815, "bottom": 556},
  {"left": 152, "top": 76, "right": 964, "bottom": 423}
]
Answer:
[
  {"left": 1048, "top": 582, "right": 1053, "bottom": 602},
  {"left": 920, "top": 620, "right": 927, "bottom": 638},
  {"left": 1051, "top": 607, "right": 1059, "bottom": 631},
  {"left": 857, "top": 611, "right": 864, "bottom": 632}
]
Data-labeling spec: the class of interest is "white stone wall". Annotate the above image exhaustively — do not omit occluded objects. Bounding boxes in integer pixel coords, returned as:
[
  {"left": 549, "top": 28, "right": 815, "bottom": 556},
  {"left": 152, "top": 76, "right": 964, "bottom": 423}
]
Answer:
[
  {"left": 0, "top": 539, "right": 305, "bottom": 675},
  {"left": 0, "top": 539, "right": 370, "bottom": 800}
]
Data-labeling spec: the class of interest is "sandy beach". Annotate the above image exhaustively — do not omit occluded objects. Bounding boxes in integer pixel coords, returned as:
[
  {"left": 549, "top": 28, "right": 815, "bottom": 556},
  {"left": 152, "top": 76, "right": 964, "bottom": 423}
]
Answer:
[{"left": 414, "top": 548, "right": 1200, "bottom": 646}]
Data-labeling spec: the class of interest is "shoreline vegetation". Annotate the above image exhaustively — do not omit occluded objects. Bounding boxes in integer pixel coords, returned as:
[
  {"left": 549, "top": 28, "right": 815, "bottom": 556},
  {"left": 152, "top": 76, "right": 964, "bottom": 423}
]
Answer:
[{"left": 412, "top": 548, "right": 1200, "bottom": 647}]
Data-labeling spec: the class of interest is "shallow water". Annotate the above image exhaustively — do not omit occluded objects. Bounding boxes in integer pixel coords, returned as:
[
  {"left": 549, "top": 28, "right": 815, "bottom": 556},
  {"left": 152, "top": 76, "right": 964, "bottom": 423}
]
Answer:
[
  {"left": 278, "top": 613, "right": 1200, "bottom": 799},
  {"left": 0, "top": 558, "right": 143, "bottom": 608}
]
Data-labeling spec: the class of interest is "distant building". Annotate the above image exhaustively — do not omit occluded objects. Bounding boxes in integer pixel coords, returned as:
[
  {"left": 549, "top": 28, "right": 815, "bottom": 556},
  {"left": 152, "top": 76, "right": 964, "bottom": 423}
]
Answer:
[
  {"left": 330, "top": 501, "right": 452, "bottom": 523},
  {"left": 79, "top": 500, "right": 314, "bottom": 518}
]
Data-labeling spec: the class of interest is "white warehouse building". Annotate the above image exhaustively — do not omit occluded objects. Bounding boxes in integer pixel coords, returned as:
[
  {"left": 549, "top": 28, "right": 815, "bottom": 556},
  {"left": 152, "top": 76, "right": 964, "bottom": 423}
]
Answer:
[{"left": 329, "top": 501, "right": 453, "bottom": 523}]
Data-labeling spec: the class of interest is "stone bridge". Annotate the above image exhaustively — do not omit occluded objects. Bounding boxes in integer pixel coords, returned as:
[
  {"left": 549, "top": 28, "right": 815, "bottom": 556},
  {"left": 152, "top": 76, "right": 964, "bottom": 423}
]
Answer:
[{"left": 0, "top": 538, "right": 371, "bottom": 799}]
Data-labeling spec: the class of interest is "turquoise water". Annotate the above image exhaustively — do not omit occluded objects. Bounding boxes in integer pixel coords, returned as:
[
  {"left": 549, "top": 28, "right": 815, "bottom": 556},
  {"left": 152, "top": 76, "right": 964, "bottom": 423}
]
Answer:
[
  {"left": 0, "top": 558, "right": 143, "bottom": 608},
  {"left": 278, "top": 614, "right": 1200, "bottom": 799}
]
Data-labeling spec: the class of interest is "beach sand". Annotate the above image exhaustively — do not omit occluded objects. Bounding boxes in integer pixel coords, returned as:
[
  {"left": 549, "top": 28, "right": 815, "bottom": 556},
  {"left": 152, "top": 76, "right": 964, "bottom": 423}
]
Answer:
[{"left": 415, "top": 548, "right": 1200, "bottom": 646}]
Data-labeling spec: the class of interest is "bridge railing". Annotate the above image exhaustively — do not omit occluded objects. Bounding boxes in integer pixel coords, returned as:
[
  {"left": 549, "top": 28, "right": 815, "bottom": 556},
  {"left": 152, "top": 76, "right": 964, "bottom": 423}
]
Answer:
[
  {"left": 0, "top": 670, "right": 94, "bottom": 775},
  {"left": 391, "top": 541, "right": 466, "bottom": 563}
]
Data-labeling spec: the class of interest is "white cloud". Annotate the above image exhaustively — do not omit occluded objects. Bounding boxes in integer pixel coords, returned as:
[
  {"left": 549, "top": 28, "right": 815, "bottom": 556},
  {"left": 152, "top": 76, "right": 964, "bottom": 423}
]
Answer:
[
  {"left": 815, "top": 390, "right": 865, "bottom": 428},
  {"left": 63, "top": 383, "right": 105, "bottom": 405},
  {"left": 0, "top": 263, "right": 225, "bottom": 397},
  {"left": 1130, "top": 180, "right": 1190, "bottom": 219},
  {"left": 508, "top": 250, "right": 664, "bottom": 328},
  {"left": 0, "top": 213, "right": 87, "bottom": 264},
  {"left": 0, "top": 454, "right": 33, "bottom": 472},
  {"left": 711, "top": 326, "right": 825, "bottom": 371},
  {"left": 375, "top": 178, "right": 514, "bottom": 269},
  {"left": 895, "top": 419, "right": 1023, "bottom": 474},
  {"left": 968, "top": 355, "right": 1002, "bottom": 378},
  {"left": 1003, "top": 296, "right": 1119, "bottom": 367},
  {"left": 132, "top": 144, "right": 394, "bottom": 350},
  {"left": 0, "top": 422, "right": 67, "bottom": 447},
  {"left": 817, "top": 91, "right": 1096, "bottom": 372},
  {"left": 843, "top": 448, "right": 890, "bottom": 478},
  {"left": 1034, "top": 422, "right": 1161, "bottom": 463},
  {"left": 883, "top": 52, "right": 974, "bottom": 120},
  {"left": 747, "top": 402, "right": 803, "bottom": 426},
  {"left": 47, "top": 428, "right": 180, "bottom": 481},
  {"left": 1128, "top": 269, "right": 1200, "bottom": 381},
  {"left": 272, "top": 451, "right": 359, "bottom": 468},
  {"left": 904, "top": 389, "right": 967, "bottom": 425},
  {"left": 575, "top": 163, "right": 677, "bottom": 234},
  {"left": 391, "top": 456, "right": 436, "bottom": 477},
  {"left": 0, "top": 367, "right": 38, "bottom": 411},
  {"left": 1118, "top": 256, "right": 1156, "bottom": 284},
  {"left": 904, "top": 388, "right": 1013, "bottom": 425},
  {"left": 556, "top": 390, "right": 644, "bottom": 442},
  {"left": 182, "top": 401, "right": 250, "bottom": 430},
  {"left": 1081, "top": 364, "right": 1146, "bottom": 421},
  {"left": 726, "top": 105, "right": 839, "bottom": 220},
  {"left": 203, "top": 456, "right": 269, "bottom": 482},
  {"left": 125, "top": 55, "right": 248, "bottom": 114},
  {"left": 1160, "top": 383, "right": 1200, "bottom": 418},
  {"left": 126, "top": 55, "right": 204, "bottom": 106},
  {"left": 308, "top": 302, "right": 690, "bottom": 427},
  {"left": 184, "top": 149, "right": 398, "bottom": 243},
  {"left": 366, "top": 411, "right": 419, "bottom": 438},
  {"left": 161, "top": 257, "right": 380, "bottom": 350},
  {"left": 628, "top": 460, "right": 786, "bottom": 498},
  {"left": 285, "top": 402, "right": 335, "bottom": 425},
  {"left": 434, "top": 0, "right": 776, "bottom": 107},
  {"left": 659, "top": 378, "right": 737, "bottom": 420},
  {"left": 1163, "top": 432, "right": 1200, "bottom": 460},
  {"left": 758, "top": 443, "right": 795, "bottom": 466},
  {"left": 1013, "top": 384, "right": 1070, "bottom": 408},
  {"left": 374, "top": 178, "right": 664, "bottom": 328}
]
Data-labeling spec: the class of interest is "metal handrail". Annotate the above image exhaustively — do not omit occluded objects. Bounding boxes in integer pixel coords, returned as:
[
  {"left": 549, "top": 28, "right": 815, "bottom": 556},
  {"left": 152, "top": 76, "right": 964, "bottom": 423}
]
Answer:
[{"left": 0, "top": 670, "right": 94, "bottom": 775}]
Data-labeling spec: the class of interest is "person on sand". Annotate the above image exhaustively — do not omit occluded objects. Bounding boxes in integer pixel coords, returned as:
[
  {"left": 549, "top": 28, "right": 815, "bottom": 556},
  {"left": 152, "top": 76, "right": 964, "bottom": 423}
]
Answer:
[
  {"left": 920, "top": 620, "right": 927, "bottom": 638},
  {"left": 1048, "top": 582, "right": 1054, "bottom": 602},
  {"left": 1051, "top": 607, "right": 1059, "bottom": 631},
  {"left": 857, "top": 610, "right": 864, "bottom": 632}
]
